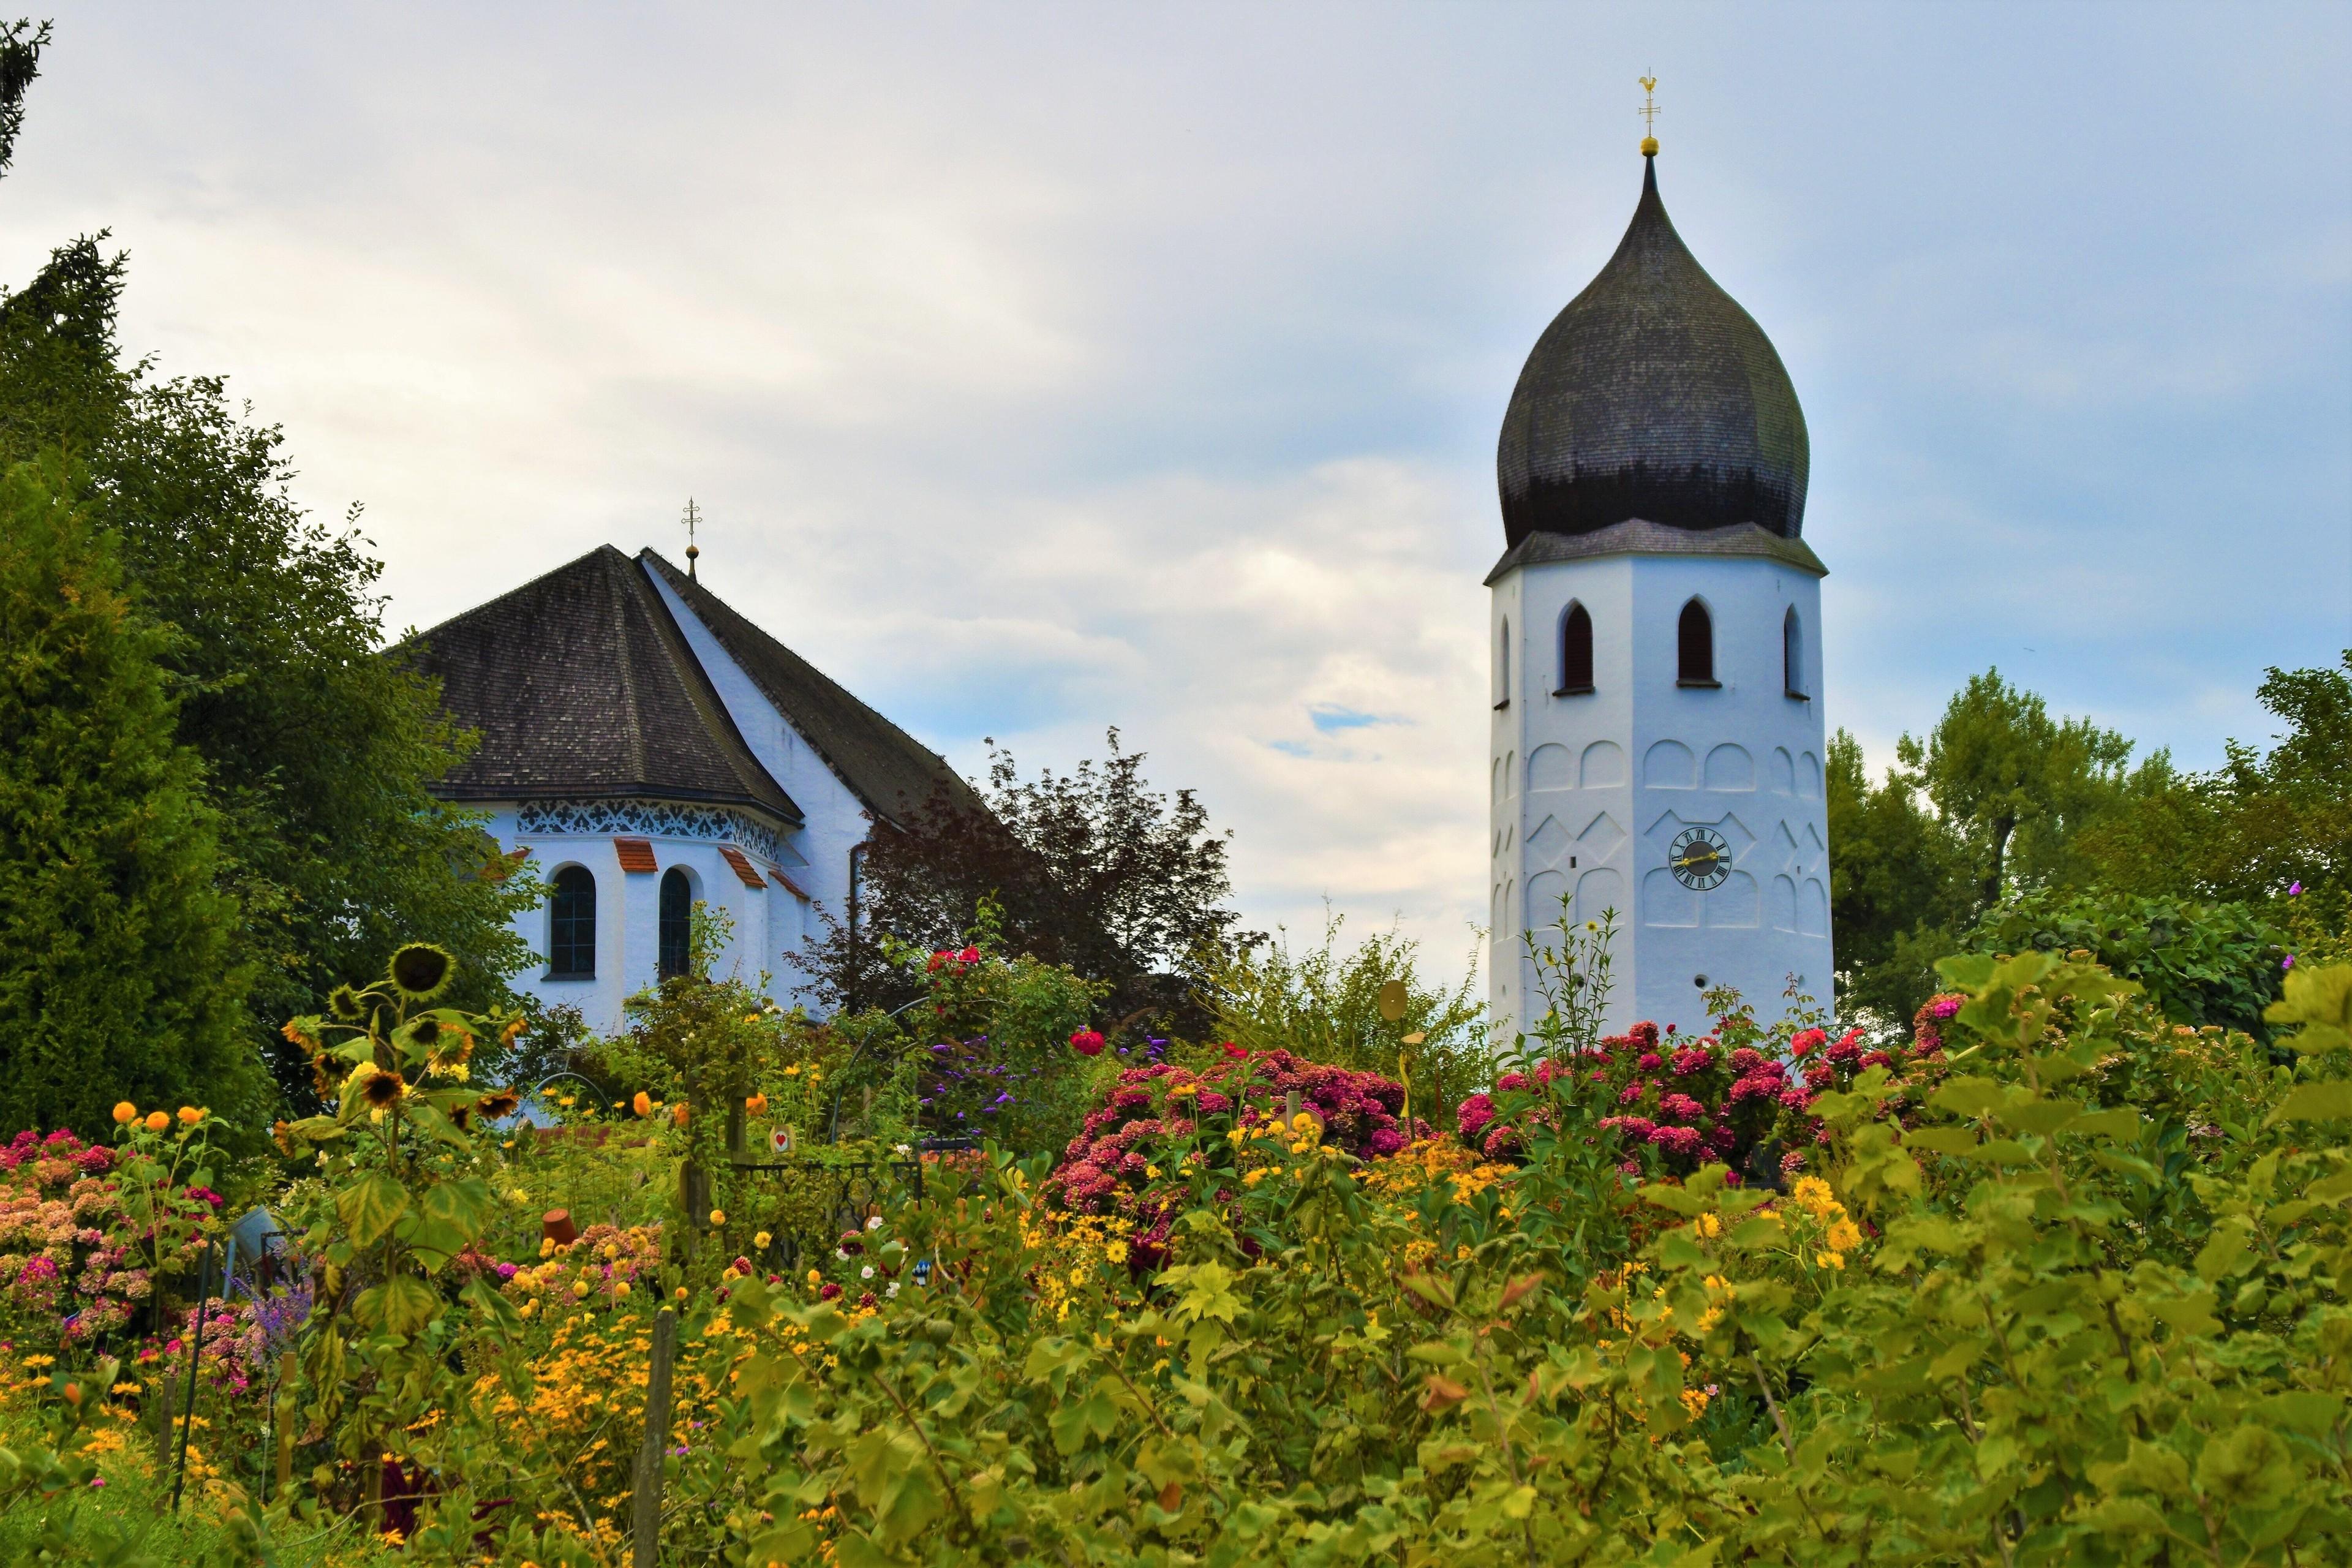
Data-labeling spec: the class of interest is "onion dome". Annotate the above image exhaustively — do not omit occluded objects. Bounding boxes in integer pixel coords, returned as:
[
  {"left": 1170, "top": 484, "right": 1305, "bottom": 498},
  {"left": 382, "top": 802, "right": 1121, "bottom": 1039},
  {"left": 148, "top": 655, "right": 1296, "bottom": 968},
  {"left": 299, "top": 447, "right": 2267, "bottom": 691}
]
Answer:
[{"left": 1497, "top": 154, "right": 1809, "bottom": 550}]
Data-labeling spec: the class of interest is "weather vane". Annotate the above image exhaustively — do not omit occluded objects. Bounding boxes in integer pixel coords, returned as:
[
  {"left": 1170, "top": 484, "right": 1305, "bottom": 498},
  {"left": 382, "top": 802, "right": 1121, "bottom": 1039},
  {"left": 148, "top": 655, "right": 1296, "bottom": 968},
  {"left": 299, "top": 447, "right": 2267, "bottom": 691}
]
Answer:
[
  {"left": 1638, "top": 74, "right": 1660, "bottom": 156},
  {"left": 681, "top": 497, "right": 702, "bottom": 579}
]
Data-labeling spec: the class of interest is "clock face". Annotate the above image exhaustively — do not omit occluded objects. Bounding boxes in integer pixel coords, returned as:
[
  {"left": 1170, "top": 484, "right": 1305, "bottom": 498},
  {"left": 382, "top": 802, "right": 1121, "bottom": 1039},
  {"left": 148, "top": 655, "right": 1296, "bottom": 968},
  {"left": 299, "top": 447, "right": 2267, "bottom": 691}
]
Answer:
[{"left": 1668, "top": 825, "right": 1732, "bottom": 891}]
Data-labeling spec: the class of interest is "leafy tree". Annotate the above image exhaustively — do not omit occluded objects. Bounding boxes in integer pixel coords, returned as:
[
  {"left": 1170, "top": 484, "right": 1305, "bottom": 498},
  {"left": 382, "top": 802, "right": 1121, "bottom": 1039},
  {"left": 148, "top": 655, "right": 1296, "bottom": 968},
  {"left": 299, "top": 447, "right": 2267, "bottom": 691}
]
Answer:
[
  {"left": 803, "top": 729, "right": 1243, "bottom": 1026},
  {"left": 1826, "top": 728, "right": 1974, "bottom": 1025},
  {"left": 0, "top": 457, "right": 262, "bottom": 1134},
  {"left": 1961, "top": 886, "right": 2286, "bottom": 1036},
  {"left": 1894, "top": 668, "right": 2165, "bottom": 908},
  {"left": 0, "top": 80, "right": 537, "bottom": 1107}
]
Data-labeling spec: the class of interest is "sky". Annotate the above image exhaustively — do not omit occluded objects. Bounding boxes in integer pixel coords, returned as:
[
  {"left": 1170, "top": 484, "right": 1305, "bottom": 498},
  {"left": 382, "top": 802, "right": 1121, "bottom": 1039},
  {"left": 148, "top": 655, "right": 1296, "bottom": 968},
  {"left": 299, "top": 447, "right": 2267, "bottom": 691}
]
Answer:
[{"left": 5, "top": 2, "right": 2348, "bottom": 973}]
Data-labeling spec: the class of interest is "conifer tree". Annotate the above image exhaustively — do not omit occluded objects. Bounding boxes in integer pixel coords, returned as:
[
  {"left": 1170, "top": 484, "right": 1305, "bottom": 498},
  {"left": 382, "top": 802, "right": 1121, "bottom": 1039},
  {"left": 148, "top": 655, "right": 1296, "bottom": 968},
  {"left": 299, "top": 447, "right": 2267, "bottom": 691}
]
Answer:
[{"left": 0, "top": 458, "right": 260, "bottom": 1134}]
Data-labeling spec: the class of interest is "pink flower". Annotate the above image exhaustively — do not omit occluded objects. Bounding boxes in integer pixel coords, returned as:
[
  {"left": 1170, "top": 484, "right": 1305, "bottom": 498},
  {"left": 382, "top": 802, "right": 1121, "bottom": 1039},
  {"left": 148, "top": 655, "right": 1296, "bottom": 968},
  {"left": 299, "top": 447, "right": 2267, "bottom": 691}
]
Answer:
[
  {"left": 1657, "top": 1093, "right": 1705, "bottom": 1124},
  {"left": 1669, "top": 1047, "right": 1713, "bottom": 1076},
  {"left": 1637, "top": 1052, "right": 1664, "bottom": 1072},
  {"left": 1496, "top": 1072, "right": 1529, "bottom": 1093},
  {"left": 1069, "top": 1030, "right": 1105, "bottom": 1058},
  {"left": 1457, "top": 1093, "right": 1496, "bottom": 1141}
]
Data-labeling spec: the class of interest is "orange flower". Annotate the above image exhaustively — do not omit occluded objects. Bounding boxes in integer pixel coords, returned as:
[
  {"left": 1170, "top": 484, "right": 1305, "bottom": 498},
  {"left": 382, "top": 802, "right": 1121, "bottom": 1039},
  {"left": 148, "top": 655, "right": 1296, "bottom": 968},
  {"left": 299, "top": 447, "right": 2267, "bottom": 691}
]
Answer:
[
  {"left": 745, "top": 1093, "right": 769, "bottom": 1115},
  {"left": 143, "top": 1112, "right": 170, "bottom": 1134},
  {"left": 670, "top": 1103, "right": 688, "bottom": 1128},
  {"left": 632, "top": 1091, "right": 652, "bottom": 1118},
  {"left": 111, "top": 1102, "right": 137, "bottom": 1125},
  {"left": 178, "top": 1107, "right": 205, "bottom": 1126}
]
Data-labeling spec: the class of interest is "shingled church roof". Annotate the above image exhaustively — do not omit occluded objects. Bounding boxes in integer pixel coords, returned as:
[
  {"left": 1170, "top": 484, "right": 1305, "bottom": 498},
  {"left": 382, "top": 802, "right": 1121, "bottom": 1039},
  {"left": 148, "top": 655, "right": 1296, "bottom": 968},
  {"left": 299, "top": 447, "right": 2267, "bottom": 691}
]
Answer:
[
  {"left": 400, "top": 545, "right": 802, "bottom": 825},
  {"left": 640, "top": 549, "right": 982, "bottom": 827},
  {"left": 1496, "top": 153, "right": 1810, "bottom": 553}
]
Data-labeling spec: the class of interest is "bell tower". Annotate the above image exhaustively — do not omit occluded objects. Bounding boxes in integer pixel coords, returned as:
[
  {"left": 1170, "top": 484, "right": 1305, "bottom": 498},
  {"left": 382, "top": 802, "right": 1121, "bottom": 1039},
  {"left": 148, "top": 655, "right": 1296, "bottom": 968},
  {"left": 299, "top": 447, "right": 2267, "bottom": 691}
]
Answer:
[{"left": 1488, "top": 130, "right": 1832, "bottom": 1040}]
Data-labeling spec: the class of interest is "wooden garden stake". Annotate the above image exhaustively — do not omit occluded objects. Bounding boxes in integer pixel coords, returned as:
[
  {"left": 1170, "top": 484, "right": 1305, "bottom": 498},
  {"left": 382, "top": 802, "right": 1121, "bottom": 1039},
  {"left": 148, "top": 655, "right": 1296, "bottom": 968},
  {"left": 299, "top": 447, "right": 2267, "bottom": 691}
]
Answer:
[
  {"left": 273, "top": 1349, "right": 297, "bottom": 1499},
  {"left": 631, "top": 1307, "right": 679, "bottom": 1568},
  {"left": 171, "top": 1234, "right": 235, "bottom": 1512}
]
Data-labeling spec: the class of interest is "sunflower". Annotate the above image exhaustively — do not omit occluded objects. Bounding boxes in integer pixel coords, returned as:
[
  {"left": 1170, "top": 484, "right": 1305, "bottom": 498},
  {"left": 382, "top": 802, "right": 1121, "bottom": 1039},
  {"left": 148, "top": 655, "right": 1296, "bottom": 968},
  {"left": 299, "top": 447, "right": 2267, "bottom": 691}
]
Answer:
[
  {"left": 360, "top": 1069, "right": 407, "bottom": 1108},
  {"left": 327, "top": 984, "right": 369, "bottom": 1022},
  {"left": 386, "top": 943, "right": 455, "bottom": 1003},
  {"left": 477, "top": 1090, "right": 521, "bottom": 1120}
]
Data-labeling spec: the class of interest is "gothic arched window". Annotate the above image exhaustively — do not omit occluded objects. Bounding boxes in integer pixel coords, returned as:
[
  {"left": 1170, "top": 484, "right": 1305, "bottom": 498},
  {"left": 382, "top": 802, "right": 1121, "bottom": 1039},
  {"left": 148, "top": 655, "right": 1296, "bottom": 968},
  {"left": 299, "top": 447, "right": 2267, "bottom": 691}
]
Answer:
[
  {"left": 1558, "top": 601, "right": 1594, "bottom": 693},
  {"left": 549, "top": 866, "right": 597, "bottom": 976},
  {"left": 1676, "top": 599, "right": 1716, "bottom": 687},
  {"left": 1783, "top": 606, "right": 1806, "bottom": 698},
  {"left": 658, "top": 867, "right": 692, "bottom": 979}
]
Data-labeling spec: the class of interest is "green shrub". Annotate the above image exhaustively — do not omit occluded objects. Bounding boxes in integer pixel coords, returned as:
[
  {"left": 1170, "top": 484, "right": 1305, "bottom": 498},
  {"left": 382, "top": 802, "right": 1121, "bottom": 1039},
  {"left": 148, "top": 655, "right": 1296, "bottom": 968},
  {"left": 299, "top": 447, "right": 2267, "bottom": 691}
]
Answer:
[{"left": 1962, "top": 887, "right": 2286, "bottom": 1036}]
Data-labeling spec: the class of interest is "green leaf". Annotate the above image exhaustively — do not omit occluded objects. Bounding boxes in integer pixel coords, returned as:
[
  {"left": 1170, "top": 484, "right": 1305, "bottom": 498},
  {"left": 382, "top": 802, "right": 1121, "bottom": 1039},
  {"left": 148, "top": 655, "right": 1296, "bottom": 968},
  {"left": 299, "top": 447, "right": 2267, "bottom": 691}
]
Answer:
[
  {"left": 355, "top": 1274, "right": 439, "bottom": 1336},
  {"left": 1902, "top": 1128, "right": 1979, "bottom": 1156},
  {"left": 2266, "top": 963, "right": 2352, "bottom": 1055},
  {"left": 1048, "top": 1379, "right": 1119, "bottom": 1455},
  {"left": 1928, "top": 1076, "right": 2005, "bottom": 1118},
  {"left": 335, "top": 1171, "right": 409, "bottom": 1250},
  {"left": 2072, "top": 1107, "right": 2139, "bottom": 1142},
  {"left": 1974, "top": 1433, "right": 2019, "bottom": 1479},
  {"left": 2266, "top": 1080, "right": 2352, "bottom": 1126},
  {"left": 2003, "top": 1098, "right": 2084, "bottom": 1136}
]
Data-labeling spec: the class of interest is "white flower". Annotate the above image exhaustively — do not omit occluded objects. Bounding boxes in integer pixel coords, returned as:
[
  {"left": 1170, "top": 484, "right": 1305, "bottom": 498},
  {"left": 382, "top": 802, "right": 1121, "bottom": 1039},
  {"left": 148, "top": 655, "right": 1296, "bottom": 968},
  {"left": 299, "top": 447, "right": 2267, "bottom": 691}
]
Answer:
[
  {"left": 886, "top": 1281, "right": 900, "bottom": 1298},
  {"left": 892, "top": 1144, "right": 911, "bottom": 1156},
  {"left": 860, "top": 1265, "right": 875, "bottom": 1279},
  {"left": 834, "top": 1248, "right": 849, "bottom": 1261},
  {"left": 865, "top": 1216, "right": 883, "bottom": 1231}
]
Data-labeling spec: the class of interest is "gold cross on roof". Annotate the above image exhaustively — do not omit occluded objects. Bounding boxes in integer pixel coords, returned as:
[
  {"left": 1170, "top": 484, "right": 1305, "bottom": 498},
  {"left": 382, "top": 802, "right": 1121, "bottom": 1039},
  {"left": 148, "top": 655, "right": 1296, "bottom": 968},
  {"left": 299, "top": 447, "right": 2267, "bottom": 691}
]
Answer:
[
  {"left": 681, "top": 497, "right": 703, "bottom": 578},
  {"left": 1638, "top": 74, "right": 1660, "bottom": 154}
]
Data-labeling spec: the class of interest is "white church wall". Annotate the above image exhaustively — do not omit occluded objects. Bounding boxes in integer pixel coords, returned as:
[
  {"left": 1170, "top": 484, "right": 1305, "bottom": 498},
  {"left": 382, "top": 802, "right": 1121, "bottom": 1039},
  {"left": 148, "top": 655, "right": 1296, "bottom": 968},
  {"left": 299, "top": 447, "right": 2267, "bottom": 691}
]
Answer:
[
  {"left": 1491, "top": 551, "right": 1830, "bottom": 1045},
  {"left": 484, "top": 812, "right": 803, "bottom": 1038}
]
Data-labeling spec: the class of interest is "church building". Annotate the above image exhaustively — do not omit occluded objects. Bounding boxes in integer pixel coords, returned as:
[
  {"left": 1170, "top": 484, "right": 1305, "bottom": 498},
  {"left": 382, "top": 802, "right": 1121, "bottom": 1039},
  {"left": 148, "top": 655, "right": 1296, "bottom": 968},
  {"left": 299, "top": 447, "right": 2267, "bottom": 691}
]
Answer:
[
  {"left": 406, "top": 545, "right": 977, "bottom": 1031},
  {"left": 1489, "top": 143, "right": 1832, "bottom": 1039}
]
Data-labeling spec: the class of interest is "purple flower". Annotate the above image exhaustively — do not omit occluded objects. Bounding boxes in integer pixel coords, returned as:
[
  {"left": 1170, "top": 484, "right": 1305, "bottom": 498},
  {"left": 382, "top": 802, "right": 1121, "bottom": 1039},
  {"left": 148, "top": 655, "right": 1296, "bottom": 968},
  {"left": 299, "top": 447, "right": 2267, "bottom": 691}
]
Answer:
[
  {"left": 2283, "top": 954, "right": 2296, "bottom": 970},
  {"left": 2289, "top": 881, "right": 2302, "bottom": 896}
]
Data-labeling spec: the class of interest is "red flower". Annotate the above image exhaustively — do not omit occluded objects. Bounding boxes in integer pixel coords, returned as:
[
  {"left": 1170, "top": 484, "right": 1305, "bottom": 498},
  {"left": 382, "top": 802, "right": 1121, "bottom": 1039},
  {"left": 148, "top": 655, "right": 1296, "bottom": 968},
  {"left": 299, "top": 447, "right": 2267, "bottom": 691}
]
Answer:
[
  {"left": 1069, "top": 1030, "right": 1106, "bottom": 1058},
  {"left": 1790, "top": 1028, "right": 1828, "bottom": 1058},
  {"left": 818, "top": 1281, "right": 843, "bottom": 1301},
  {"left": 956, "top": 946, "right": 980, "bottom": 965},
  {"left": 1221, "top": 1042, "right": 1248, "bottom": 1059}
]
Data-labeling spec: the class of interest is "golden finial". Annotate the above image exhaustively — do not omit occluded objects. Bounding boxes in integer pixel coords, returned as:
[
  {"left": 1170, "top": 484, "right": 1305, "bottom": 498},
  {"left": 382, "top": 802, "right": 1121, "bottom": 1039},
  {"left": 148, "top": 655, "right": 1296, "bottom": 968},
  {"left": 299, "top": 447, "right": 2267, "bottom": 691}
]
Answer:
[
  {"left": 681, "top": 497, "right": 702, "bottom": 579},
  {"left": 1638, "top": 74, "right": 1660, "bottom": 157}
]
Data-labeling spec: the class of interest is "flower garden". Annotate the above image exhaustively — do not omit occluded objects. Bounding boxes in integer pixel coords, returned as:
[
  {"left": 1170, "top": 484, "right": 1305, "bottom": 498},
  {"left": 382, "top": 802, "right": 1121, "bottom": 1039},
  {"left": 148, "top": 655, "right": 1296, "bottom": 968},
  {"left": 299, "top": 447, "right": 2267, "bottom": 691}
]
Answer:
[{"left": 0, "top": 915, "right": 2346, "bottom": 1567}]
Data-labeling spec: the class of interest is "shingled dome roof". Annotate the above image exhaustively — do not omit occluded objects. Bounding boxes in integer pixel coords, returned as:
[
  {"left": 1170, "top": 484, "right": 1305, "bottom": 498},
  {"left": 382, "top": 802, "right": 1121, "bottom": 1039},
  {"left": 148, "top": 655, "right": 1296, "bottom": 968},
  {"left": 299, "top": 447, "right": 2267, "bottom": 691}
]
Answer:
[{"left": 1497, "top": 154, "right": 1809, "bottom": 548}]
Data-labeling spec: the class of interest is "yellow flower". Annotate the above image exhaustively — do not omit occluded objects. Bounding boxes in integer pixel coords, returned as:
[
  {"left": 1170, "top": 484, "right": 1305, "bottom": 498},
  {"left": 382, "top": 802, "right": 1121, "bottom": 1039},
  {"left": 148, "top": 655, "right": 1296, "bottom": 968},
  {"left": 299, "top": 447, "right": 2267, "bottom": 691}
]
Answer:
[
  {"left": 755, "top": 1231, "right": 773, "bottom": 1250},
  {"left": 1105, "top": 1240, "right": 1128, "bottom": 1264},
  {"left": 571, "top": 1280, "right": 590, "bottom": 1298},
  {"left": 1291, "top": 1112, "right": 1314, "bottom": 1131},
  {"left": 632, "top": 1092, "right": 652, "bottom": 1117},
  {"left": 675, "top": 1286, "right": 689, "bottom": 1302},
  {"left": 709, "top": 1208, "right": 726, "bottom": 1226},
  {"left": 1826, "top": 1218, "right": 1863, "bottom": 1252},
  {"left": 806, "top": 1270, "right": 822, "bottom": 1286},
  {"left": 1815, "top": 1251, "right": 1846, "bottom": 1271},
  {"left": 614, "top": 1281, "right": 631, "bottom": 1298},
  {"left": 111, "top": 1102, "right": 137, "bottom": 1125},
  {"left": 1695, "top": 1212, "right": 1722, "bottom": 1238}
]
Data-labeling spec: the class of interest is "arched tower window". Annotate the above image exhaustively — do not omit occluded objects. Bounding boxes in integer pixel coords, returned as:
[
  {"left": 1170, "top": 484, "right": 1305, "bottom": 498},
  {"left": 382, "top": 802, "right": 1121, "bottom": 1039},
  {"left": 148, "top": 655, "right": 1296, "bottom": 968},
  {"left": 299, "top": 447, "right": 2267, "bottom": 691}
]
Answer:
[
  {"left": 1676, "top": 599, "right": 1716, "bottom": 687},
  {"left": 1558, "top": 601, "right": 1594, "bottom": 694},
  {"left": 549, "top": 866, "right": 597, "bottom": 976},
  {"left": 1495, "top": 617, "right": 1511, "bottom": 708},
  {"left": 658, "top": 867, "right": 692, "bottom": 979},
  {"left": 1783, "top": 606, "right": 1806, "bottom": 698}
]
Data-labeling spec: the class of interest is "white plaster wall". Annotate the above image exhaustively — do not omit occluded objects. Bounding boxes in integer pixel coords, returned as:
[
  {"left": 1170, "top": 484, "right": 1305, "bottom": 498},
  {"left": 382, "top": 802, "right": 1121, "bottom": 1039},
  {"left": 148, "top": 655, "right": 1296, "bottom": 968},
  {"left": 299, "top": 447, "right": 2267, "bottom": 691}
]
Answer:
[
  {"left": 483, "top": 806, "right": 803, "bottom": 1036},
  {"left": 1490, "top": 552, "right": 1830, "bottom": 1042}
]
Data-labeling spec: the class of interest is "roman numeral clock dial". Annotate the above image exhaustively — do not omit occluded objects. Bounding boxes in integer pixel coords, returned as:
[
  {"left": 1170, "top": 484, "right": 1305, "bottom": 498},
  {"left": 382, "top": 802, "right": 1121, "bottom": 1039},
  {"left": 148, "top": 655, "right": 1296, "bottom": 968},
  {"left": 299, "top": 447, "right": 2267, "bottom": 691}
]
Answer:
[{"left": 1668, "top": 825, "right": 1732, "bottom": 891}]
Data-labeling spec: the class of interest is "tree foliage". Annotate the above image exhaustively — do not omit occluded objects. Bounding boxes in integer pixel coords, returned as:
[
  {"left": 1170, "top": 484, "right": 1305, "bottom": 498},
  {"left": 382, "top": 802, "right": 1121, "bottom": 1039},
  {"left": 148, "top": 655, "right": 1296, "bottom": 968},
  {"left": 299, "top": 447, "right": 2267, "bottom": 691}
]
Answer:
[
  {"left": 805, "top": 729, "right": 1242, "bottom": 1026},
  {"left": 0, "top": 105, "right": 537, "bottom": 1107},
  {"left": 0, "top": 458, "right": 262, "bottom": 1134}
]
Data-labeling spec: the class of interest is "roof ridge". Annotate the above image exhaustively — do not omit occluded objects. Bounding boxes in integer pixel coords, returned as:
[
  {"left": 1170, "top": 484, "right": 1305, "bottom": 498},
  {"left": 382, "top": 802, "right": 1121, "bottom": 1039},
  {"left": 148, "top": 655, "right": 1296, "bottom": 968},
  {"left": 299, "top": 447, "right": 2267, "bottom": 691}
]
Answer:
[
  {"left": 630, "top": 556, "right": 803, "bottom": 821},
  {"left": 638, "top": 548, "right": 982, "bottom": 828},
  {"left": 608, "top": 549, "right": 646, "bottom": 785}
]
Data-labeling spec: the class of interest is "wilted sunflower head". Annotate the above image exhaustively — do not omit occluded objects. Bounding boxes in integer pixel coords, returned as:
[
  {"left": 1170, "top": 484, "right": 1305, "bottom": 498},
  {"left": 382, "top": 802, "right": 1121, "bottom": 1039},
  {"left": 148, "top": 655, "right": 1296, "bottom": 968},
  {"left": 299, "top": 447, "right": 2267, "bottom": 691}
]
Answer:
[
  {"left": 327, "top": 984, "right": 368, "bottom": 1022},
  {"left": 406, "top": 1016, "right": 443, "bottom": 1050},
  {"left": 387, "top": 943, "right": 455, "bottom": 1003},
  {"left": 360, "top": 1069, "right": 407, "bottom": 1108},
  {"left": 477, "top": 1089, "right": 520, "bottom": 1120}
]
